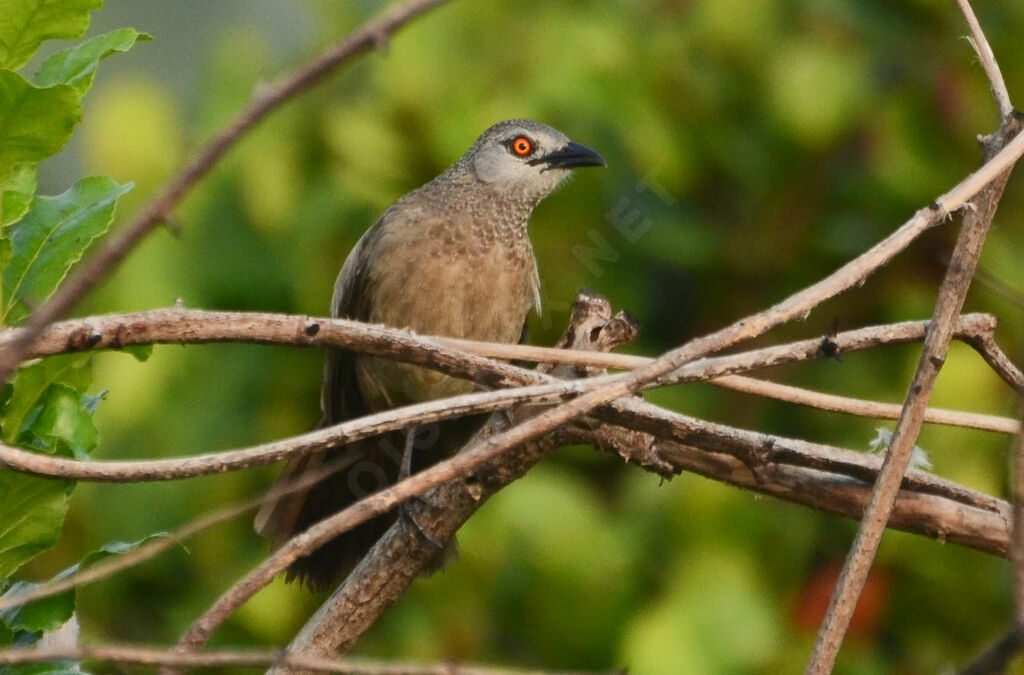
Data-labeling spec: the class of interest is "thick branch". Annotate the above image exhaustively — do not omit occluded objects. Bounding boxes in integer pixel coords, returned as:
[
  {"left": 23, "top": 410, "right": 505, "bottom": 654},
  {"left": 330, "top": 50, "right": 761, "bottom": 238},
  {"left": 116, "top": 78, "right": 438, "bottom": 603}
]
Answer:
[{"left": 0, "top": 0, "right": 452, "bottom": 384}]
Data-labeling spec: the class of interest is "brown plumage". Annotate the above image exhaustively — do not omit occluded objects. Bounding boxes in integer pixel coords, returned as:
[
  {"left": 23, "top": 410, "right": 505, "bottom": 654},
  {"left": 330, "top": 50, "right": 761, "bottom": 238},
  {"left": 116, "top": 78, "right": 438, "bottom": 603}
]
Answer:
[{"left": 255, "top": 120, "right": 605, "bottom": 591}]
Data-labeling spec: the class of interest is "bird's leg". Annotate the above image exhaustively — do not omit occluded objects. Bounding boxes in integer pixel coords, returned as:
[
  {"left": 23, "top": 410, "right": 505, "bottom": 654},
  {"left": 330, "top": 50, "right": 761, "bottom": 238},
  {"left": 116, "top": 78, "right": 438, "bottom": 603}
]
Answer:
[
  {"left": 399, "top": 424, "right": 414, "bottom": 481},
  {"left": 398, "top": 425, "right": 444, "bottom": 550}
]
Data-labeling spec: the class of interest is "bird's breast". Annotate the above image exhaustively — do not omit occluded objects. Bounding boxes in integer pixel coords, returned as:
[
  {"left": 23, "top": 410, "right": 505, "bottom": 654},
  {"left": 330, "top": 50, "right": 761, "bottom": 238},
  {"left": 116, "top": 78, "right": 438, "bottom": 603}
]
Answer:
[{"left": 357, "top": 226, "right": 537, "bottom": 409}]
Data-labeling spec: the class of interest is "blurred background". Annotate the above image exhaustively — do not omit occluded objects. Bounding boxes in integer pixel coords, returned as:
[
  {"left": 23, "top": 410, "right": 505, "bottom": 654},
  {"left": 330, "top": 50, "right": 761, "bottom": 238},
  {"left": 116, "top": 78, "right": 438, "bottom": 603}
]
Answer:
[{"left": 20, "top": 0, "right": 1024, "bottom": 672}]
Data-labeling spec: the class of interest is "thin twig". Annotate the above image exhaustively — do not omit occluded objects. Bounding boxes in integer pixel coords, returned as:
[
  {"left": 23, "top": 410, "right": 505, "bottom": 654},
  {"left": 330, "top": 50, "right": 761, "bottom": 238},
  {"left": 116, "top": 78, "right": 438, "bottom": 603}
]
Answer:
[
  {"left": 806, "top": 113, "right": 1024, "bottom": 671},
  {"left": 963, "top": 332, "right": 1024, "bottom": 394},
  {"left": 0, "top": 0, "right": 452, "bottom": 384},
  {"left": 956, "top": 0, "right": 1014, "bottom": 120},
  {"left": 713, "top": 374, "right": 1018, "bottom": 434},
  {"left": 0, "top": 644, "right": 601, "bottom": 674}
]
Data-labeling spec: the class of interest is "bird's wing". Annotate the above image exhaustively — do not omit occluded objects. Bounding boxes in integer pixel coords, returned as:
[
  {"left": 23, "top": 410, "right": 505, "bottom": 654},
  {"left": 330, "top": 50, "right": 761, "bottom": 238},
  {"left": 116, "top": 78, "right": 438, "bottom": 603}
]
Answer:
[
  {"left": 322, "top": 230, "right": 376, "bottom": 424},
  {"left": 254, "top": 226, "right": 378, "bottom": 544}
]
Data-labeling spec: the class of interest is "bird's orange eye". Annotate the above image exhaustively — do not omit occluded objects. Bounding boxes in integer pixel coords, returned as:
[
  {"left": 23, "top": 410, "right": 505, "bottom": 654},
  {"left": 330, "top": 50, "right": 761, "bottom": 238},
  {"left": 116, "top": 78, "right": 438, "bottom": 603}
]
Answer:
[{"left": 511, "top": 136, "right": 533, "bottom": 156}]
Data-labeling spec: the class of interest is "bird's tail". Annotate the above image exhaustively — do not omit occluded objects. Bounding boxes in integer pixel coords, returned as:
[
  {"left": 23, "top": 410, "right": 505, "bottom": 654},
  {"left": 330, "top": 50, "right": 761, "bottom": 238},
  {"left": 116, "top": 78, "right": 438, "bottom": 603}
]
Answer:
[{"left": 254, "top": 433, "right": 402, "bottom": 592}]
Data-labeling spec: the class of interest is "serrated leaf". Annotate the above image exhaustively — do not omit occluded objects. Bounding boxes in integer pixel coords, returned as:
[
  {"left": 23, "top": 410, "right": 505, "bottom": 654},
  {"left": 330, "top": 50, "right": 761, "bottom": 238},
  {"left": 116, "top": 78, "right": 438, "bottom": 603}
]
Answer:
[
  {"left": 2, "top": 176, "right": 131, "bottom": 324},
  {"left": 22, "top": 383, "right": 98, "bottom": 459},
  {"left": 1, "top": 533, "right": 166, "bottom": 634},
  {"left": 0, "top": 71, "right": 80, "bottom": 183},
  {"left": 1, "top": 354, "right": 90, "bottom": 444},
  {"left": 0, "top": 0, "right": 102, "bottom": 70},
  {"left": 0, "top": 470, "right": 69, "bottom": 579},
  {"left": 2, "top": 163, "right": 36, "bottom": 227},
  {"left": 36, "top": 27, "right": 151, "bottom": 97}
]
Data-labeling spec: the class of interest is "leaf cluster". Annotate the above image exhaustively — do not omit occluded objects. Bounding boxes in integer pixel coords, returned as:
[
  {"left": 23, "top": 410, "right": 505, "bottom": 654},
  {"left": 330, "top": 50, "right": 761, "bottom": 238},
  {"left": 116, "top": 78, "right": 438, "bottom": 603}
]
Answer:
[{"left": 0, "top": 2, "right": 149, "bottom": 668}]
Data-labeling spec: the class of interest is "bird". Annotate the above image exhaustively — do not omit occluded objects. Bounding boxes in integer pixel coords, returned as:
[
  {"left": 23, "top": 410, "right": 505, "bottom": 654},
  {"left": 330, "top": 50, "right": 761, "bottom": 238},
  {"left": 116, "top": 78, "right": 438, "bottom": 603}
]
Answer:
[{"left": 255, "top": 119, "right": 606, "bottom": 591}]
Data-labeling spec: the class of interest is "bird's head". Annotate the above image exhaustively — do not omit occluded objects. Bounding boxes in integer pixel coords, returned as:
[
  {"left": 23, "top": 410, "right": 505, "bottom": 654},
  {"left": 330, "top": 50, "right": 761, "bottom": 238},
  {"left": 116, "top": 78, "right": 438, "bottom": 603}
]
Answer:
[{"left": 463, "top": 119, "right": 606, "bottom": 201}]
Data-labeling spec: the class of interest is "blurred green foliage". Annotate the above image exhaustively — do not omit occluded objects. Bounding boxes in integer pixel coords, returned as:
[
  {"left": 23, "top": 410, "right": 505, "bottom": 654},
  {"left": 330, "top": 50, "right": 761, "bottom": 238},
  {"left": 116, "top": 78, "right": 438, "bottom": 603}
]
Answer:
[{"left": 13, "top": 0, "right": 1024, "bottom": 673}]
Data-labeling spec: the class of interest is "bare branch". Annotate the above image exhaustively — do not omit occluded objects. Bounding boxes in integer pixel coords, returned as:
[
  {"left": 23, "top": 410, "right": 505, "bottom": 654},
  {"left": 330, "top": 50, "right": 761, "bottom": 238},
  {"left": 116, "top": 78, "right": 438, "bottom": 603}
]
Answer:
[
  {"left": 962, "top": 332, "right": 1024, "bottom": 394},
  {"left": 0, "top": 644, "right": 604, "bottom": 674},
  {"left": 713, "top": 374, "right": 1018, "bottom": 434},
  {"left": 0, "top": 308, "right": 1000, "bottom": 375},
  {"left": 0, "top": 376, "right": 610, "bottom": 481},
  {"left": 956, "top": 0, "right": 1014, "bottom": 119},
  {"left": 807, "top": 113, "right": 1024, "bottom": 672},
  {"left": 0, "top": 0, "right": 453, "bottom": 385},
  {"left": 2, "top": 311, "right": 1016, "bottom": 482}
]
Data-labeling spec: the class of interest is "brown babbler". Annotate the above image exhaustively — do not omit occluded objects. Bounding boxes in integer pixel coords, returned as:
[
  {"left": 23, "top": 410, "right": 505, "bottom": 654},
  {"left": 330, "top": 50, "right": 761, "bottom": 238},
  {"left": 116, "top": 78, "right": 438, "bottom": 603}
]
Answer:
[{"left": 256, "top": 120, "right": 606, "bottom": 591}]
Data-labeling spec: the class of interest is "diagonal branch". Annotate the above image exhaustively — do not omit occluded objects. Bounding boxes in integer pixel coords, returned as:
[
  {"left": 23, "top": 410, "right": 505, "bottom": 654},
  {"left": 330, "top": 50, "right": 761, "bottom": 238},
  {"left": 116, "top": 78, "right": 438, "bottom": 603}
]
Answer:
[
  {"left": 806, "top": 113, "right": 1024, "bottom": 672},
  {"left": 0, "top": 0, "right": 453, "bottom": 384}
]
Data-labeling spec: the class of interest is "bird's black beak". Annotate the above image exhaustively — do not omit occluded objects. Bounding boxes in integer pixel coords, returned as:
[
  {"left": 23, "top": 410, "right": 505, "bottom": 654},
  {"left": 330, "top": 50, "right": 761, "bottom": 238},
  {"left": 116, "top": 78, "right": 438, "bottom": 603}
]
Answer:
[{"left": 531, "top": 142, "right": 607, "bottom": 170}]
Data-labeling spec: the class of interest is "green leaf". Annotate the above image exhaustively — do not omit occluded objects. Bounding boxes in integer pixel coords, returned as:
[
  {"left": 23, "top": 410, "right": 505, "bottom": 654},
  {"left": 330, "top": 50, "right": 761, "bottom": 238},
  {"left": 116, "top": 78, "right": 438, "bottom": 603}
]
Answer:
[
  {"left": 1, "top": 354, "right": 90, "bottom": 444},
  {"left": 2, "top": 163, "right": 36, "bottom": 227},
  {"left": 0, "top": 0, "right": 102, "bottom": 70},
  {"left": 0, "top": 71, "right": 80, "bottom": 183},
  {"left": 0, "top": 534, "right": 166, "bottom": 633},
  {"left": 22, "top": 383, "right": 98, "bottom": 459},
  {"left": 0, "top": 580, "right": 71, "bottom": 633},
  {"left": 123, "top": 344, "right": 152, "bottom": 362},
  {"left": 2, "top": 176, "right": 131, "bottom": 324},
  {"left": 0, "top": 469, "right": 69, "bottom": 579},
  {"left": 36, "top": 27, "right": 152, "bottom": 97}
]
